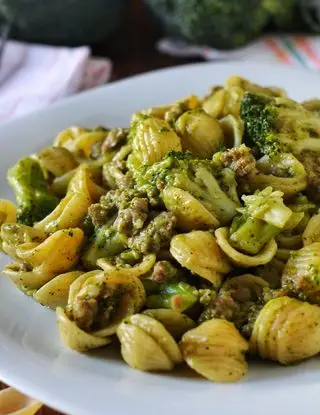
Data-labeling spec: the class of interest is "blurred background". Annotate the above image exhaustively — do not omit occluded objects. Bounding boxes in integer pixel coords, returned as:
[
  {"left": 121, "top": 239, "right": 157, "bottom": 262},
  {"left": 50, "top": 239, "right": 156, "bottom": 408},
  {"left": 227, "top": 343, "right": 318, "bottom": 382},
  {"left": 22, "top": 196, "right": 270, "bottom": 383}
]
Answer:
[
  {"left": 1, "top": 0, "right": 320, "bottom": 413},
  {"left": 0, "top": 0, "right": 320, "bottom": 80}
]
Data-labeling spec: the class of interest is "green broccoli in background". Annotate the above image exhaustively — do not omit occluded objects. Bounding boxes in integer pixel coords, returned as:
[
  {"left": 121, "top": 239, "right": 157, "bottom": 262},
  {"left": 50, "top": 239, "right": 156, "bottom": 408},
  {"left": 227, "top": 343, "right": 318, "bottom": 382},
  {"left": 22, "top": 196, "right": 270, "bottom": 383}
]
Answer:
[
  {"left": 229, "top": 187, "right": 293, "bottom": 255},
  {"left": 145, "top": 0, "right": 295, "bottom": 50},
  {"left": 7, "top": 157, "right": 59, "bottom": 226},
  {"left": 133, "top": 151, "right": 239, "bottom": 225}
]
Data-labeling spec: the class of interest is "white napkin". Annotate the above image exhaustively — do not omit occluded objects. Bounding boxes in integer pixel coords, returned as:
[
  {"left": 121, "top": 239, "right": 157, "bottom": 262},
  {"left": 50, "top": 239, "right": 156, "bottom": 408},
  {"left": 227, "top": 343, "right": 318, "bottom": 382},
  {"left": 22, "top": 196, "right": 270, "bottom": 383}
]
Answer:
[{"left": 0, "top": 41, "right": 112, "bottom": 122}]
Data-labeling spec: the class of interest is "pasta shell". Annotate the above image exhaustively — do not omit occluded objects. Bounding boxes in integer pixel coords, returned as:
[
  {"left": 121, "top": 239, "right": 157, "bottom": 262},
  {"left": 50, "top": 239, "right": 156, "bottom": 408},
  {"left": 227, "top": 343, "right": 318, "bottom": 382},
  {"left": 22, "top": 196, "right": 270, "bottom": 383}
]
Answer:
[
  {"left": 117, "top": 314, "right": 182, "bottom": 371},
  {"left": 68, "top": 165, "right": 105, "bottom": 202},
  {"left": 175, "top": 109, "right": 224, "bottom": 158},
  {"left": 56, "top": 307, "right": 111, "bottom": 352},
  {"left": 218, "top": 115, "right": 244, "bottom": 148},
  {"left": 12, "top": 228, "right": 84, "bottom": 289},
  {"left": 170, "top": 231, "right": 232, "bottom": 287},
  {"left": 281, "top": 242, "right": 320, "bottom": 303},
  {"left": 180, "top": 319, "right": 248, "bottom": 382},
  {"left": 0, "top": 387, "right": 42, "bottom": 415},
  {"left": 162, "top": 187, "right": 219, "bottom": 231},
  {"left": 250, "top": 297, "right": 320, "bottom": 364},
  {"left": 303, "top": 213, "right": 320, "bottom": 246},
  {"left": 143, "top": 309, "right": 195, "bottom": 339},
  {"left": 67, "top": 270, "right": 145, "bottom": 337},
  {"left": 1, "top": 223, "right": 46, "bottom": 259},
  {"left": 34, "top": 192, "right": 90, "bottom": 233},
  {"left": 33, "top": 271, "right": 84, "bottom": 309},
  {"left": 97, "top": 253, "right": 156, "bottom": 278},
  {"left": 215, "top": 227, "right": 277, "bottom": 267},
  {"left": 0, "top": 199, "right": 16, "bottom": 225},
  {"left": 36, "top": 146, "right": 78, "bottom": 177}
]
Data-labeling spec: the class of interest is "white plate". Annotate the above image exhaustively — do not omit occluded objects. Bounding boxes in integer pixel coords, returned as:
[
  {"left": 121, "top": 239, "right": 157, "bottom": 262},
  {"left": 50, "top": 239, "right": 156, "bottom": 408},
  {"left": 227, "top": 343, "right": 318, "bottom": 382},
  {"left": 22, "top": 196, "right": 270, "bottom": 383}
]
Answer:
[{"left": 0, "top": 62, "right": 320, "bottom": 415}]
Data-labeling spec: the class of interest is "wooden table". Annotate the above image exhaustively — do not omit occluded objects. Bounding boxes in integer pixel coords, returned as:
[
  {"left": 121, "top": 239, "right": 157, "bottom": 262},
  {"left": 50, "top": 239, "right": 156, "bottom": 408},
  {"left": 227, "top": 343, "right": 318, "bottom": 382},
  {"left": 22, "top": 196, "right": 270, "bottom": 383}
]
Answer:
[{"left": 0, "top": 1, "right": 202, "bottom": 414}]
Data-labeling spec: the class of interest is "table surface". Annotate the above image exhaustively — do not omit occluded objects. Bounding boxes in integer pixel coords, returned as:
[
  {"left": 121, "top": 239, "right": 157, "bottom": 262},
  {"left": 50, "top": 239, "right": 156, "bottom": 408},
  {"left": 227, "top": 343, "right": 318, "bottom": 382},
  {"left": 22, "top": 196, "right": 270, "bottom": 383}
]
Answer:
[{"left": 0, "top": 0, "right": 202, "bottom": 414}]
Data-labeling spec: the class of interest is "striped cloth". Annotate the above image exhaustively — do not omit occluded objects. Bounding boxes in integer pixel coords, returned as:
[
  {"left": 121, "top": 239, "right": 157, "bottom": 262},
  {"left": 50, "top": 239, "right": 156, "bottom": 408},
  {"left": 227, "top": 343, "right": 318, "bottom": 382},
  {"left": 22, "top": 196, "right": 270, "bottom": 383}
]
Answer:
[{"left": 157, "top": 35, "right": 320, "bottom": 70}]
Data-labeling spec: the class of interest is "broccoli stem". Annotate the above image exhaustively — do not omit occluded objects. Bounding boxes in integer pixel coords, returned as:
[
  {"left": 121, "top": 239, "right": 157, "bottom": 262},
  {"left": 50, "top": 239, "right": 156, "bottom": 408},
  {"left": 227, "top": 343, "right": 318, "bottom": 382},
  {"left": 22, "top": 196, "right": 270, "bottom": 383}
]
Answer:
[{"left": 145, "top": 282, "right": 198, "bottom": 312}]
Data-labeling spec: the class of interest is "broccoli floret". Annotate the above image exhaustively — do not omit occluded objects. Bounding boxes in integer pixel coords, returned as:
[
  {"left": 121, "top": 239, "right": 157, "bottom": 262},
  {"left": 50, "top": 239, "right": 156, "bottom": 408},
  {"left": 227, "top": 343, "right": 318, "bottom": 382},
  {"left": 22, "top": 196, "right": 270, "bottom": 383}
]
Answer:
[
  {"left": 241, "top": 92, "right": 320, "bottom": 157},
  {"left": 133, "top": 151, "right": 239, "bottom": 224},
  {"left": 229, "top": 187, "right": 293, "bottom": 255},
  {"left": 7, "top": 157, "right": 59, "bottom": 226}
]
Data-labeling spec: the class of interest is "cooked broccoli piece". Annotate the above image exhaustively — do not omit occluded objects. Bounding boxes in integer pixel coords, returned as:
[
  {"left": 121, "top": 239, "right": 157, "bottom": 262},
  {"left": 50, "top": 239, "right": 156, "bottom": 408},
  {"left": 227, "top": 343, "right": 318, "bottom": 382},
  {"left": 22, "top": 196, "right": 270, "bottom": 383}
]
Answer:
[
  {"left": 133, "top": 151, "right": 239, "bottom": 224},
  {"left": 240, "top": 92, "right": 320, "bottom": 157},
  {"left": 146, "top": 281, "right": 199, "bottom": 312},
  {"left": 145, "top": 0, "right": 286, "bottom": 50},
  {"left": 229, "top": 187, "right": 293, "bottom": 255},
  {"left": 7, "top": 157, "right": 59, "bottom": 226},
  {"left": 128, "top": 212, "right": 177, "bottom": 254}
]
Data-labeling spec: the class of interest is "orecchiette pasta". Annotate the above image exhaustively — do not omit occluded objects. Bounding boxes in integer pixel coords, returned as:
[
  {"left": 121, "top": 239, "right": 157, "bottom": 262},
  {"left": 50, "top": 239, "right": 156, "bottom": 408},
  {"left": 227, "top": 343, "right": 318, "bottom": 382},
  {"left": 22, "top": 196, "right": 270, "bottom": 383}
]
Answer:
[
  {"left": 132, "top": 116, "right": 182, "bottom": 166},
  {"left": 170, "top": 231, "right": 231, "bottom": 287},
  {"left": 117, "top": 314, "right": 182, "bottom": 371},
  {"left": 162, "top": 186, "right": 219, "bottom": 231},
  {"left": 250, "top": 297, "right": 320, "bottom": 364},
  {"left": 175, "top": 109, "right": 224, "bottom": 158},
  {"left": 2, "top": 75, "right": 320, "bottom": 383},
  {"left": 180, "top": 319, "right": 248, "bottom": 382},
  {"left": 57, "top": 271, "right": 145, "bottom": 353},
  {"left": 33, "top": 270, "right": 84, "bottom": 309}
]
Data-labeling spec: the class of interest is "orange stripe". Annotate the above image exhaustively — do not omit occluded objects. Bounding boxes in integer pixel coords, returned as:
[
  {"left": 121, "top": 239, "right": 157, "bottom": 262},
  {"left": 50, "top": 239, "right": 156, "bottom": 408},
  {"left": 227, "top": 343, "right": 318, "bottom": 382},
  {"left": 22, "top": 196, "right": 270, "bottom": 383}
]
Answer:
[
  {"left": 295, "top": 36, "right": 320, "bottom": 65},
  {"left": 264, "top": 38, "right": 291, "bottom": 64}
]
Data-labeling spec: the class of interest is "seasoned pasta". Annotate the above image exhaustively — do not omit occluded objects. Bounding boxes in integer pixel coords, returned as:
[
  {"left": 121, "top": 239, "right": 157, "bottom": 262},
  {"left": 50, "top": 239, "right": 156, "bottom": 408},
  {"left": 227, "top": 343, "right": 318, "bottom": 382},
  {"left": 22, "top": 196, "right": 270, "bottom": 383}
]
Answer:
[{"left": 2, "top": 75, "right": 320, "bottom": 383}]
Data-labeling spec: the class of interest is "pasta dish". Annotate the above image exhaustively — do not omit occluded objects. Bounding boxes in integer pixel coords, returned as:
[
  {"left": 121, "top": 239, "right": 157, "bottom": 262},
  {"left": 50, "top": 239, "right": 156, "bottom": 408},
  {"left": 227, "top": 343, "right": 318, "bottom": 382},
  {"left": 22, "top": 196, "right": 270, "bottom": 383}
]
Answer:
[{"left": 1, "top": 75, "right": 320, "bottom": 383}]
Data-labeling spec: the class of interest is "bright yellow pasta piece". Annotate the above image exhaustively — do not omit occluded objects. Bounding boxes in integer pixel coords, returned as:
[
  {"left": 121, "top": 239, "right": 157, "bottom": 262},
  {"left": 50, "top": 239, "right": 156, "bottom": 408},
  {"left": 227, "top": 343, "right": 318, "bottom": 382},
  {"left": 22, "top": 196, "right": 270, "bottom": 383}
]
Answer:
[
  {"left": 97, "top": 253, "right": 156, "bottom": 278},
  {"left": 215, "top": 227, "right": 277, "bottom": 267},
  {"left": 117, "top": 314, "right": 182, "bottom": 371},
  {"left": 34, "top": 192, "right": 90, "bottom": 233},
  {"left": 218, "top": 115, "right": 243, "bottom": 148},
  {"left": 1, "top": 223, "right": 46, "bottom": 259},
  {"left": 281, "top": 242, "right": 320, "bottom": 303},
  {"left": 143, "top": 309, "right": 195, "bottom": 339},
  {"left": 302, "top": 213, "right": 320, "bottom": 246},
  {"left": 0, "top": 387, "right": 43, "bottom": 415},
  {"left": 4, "top": 228, "right": 84, "bottom": 291},
  {"left": 162, "top": 186, "right": 219, "bottom": 231},
  {"left": 36, "top": 147, "right": 78, "bottom": 177},
  {"left": 132, "top": 116, "right": 182, "bottom": 166},
  {"left": 56, "top": 307, "right": 112, "bottom": 352},
  {"left": 175, "top": 109, "right": 224, "bottom": 158},
  {"left": 250, "top": 297, "right": 320, "bottom": 364},
  {"left": 33, "top": 271, "right": 84, "bottom": 309},
  {"left": 170, "top": 231, "right": 231, "bottom": 287},
  {"left": 0, "top": 199, "right": 16, "bottom": 225},
  {"left": 180, "top": 319, "right": 248, "bottom": 382},
  {"left": 68, "top": 165, "right": 105, "bottom": 202}
]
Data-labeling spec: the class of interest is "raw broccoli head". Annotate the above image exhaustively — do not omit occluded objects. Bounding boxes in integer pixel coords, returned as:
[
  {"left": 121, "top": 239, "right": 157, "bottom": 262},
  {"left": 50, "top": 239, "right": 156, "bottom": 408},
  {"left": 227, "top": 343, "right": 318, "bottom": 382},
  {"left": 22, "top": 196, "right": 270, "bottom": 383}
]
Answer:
[
  {"left": 241, "top": 92, "right": 320, "bottom": 157},
  {"left": 7, "top": 157, "right": 59, "bottom": 226},
  {"left": 133, "top": 151, "right": 239, "bottom": 225},
  {"left": 229, "top": 187, "right": 293, "bottom": 255},
  {"left": 145, "top": 0, "right": 287, "bottom": 49}
]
